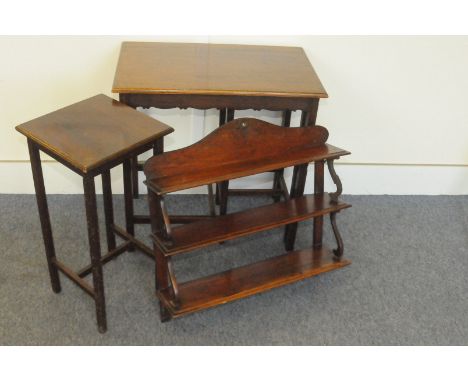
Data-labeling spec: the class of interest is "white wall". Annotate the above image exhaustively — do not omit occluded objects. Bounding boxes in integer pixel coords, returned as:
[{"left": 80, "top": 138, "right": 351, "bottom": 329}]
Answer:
[{"left": 1, "top": 36, "right": 468, "bottom": 194}]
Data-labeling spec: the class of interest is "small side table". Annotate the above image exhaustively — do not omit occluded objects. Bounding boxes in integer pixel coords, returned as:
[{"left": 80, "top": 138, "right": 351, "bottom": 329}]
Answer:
[{"left": 15, "top": 94, "right": 174, "bottom": 333}]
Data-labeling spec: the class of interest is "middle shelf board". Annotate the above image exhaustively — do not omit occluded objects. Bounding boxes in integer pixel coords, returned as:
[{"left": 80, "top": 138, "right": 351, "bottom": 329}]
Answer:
[{"left": 154, "top": 193, "right": 351, "bottom": 256}]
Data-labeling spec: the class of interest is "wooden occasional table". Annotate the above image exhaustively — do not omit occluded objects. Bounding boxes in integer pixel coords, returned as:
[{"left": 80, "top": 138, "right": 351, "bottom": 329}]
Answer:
[
  {"left": 112, "top": 41, "right": 328, "bottom": 249},
  {"left": 16, "top": 94, "right": 173, "bottom": 333}
]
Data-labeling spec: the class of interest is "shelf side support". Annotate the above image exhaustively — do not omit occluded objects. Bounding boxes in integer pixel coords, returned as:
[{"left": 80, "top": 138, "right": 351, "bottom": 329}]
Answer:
[
  {"left": 327, "top": 158, "right": 343, "bottom": 204},
  {"left": 167, "top": 258, "right": 180, "bottom": 307},
  {"left": 330, "top": 212, "right": 344, "bottom": 259},
  {"left": 147, "top": 188, "right": 173, "bottom": 321}
]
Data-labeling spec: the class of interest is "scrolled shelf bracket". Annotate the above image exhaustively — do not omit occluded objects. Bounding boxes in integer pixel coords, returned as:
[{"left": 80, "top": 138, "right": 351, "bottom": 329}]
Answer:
[
  {"left": 159, "top": 197, "right": 173, "bottom": 246},
  {"left": 327, "top": 158, "right": 343, "bottom": 204},
  {"left": 330, "top": 212, "right": 344, "bottom": 259},
  {"left": 167, "top": 258, "right": 180, "bottom": 307}
]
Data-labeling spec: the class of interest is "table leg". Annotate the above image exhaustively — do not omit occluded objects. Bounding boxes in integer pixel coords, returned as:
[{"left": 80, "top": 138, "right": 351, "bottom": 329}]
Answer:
[
  {"left": 273, "top": 110, "right": 292, "bottom": 202},
  {"left": 153, "top": 136, "right": 164, "bottom": 156},
  {"left": 218, "top": 109, "right": 235, "bottom": 215},
  {"left": 284, "top": 101, "right": 319, "bottom": 250},
  {"left": 83, "top": 176, "right": 107, "bottom": 333},
  {"left": 101, "top": 170, "right": 116, "bottom": 252},
  {"left": 284, "top": 163, "right": 309, "bottom": 251},
  {"left": 131, "top": 155, "right": 139, "bottom": 199},
  {"left": 313, "top": 160, "right": 325, "bottom": 248},
  {"left": 123, "top": 159, "right": 135, "bottom": 251},
  {"left": 27, "top": 139, "right": 61, "bottom": 293},
  {"left": 215, "top": 108, "right": 228, "bottom": 206}
]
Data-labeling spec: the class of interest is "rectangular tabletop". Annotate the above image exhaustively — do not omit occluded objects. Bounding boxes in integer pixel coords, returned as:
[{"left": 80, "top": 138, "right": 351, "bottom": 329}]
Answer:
[
  {"left": 16, "top": 94, "right": 174, "bottom": 174},
  {"left": 112, "top": 42, "right": 328, "bottom": 98}
]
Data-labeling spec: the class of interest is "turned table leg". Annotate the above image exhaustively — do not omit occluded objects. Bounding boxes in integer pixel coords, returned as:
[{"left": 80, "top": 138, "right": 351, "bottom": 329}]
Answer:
[
  {"left": 83, "top": 176, "right": 107, "bottom": 333},
  {"left": 28, "top": 140, "right": 61, "bottom": 293}
]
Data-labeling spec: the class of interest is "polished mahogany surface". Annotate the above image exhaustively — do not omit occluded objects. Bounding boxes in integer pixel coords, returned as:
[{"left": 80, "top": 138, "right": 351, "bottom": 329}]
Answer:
[
  {"left": 144, "top": 118, "right": 349, "bottom": 194},
  {"left": 16, "top": 94, "right": 174, "bottom": 173},
  {"left": 112, "top": 42, "right": 328, "bottom": 98},
  {"left": 158, "top": 246, "right": 350, "bottom": 317},
  {"left": 155, "top": 194, "right": 351, "bottom": 256}
]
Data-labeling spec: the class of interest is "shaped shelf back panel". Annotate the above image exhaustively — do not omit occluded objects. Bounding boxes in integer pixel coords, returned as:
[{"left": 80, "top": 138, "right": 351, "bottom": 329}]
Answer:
[{"left": 144, "top": 118, "right": 349, "bottom": 194}]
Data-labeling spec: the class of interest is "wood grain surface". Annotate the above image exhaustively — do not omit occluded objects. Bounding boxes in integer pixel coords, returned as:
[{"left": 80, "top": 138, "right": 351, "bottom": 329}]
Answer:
[
  {"left": 112, "top": 42, "right": 328, "bottom": 98},
  {"left": 16, "top": 94, "right": 174, "bottom": 173},
  {"left": 144, "top": 118, "right": 349, "bottom": 194}
]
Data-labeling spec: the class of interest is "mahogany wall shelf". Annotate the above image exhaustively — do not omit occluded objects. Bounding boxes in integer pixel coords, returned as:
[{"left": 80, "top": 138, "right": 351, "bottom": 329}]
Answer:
[{"left": 144, "top": 117, "right": 351, "bottom": 321}]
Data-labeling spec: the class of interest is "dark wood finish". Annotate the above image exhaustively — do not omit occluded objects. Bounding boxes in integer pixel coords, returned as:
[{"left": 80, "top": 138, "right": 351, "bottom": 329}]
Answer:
[
  {"left": 119, "top": 93, "right": 317, "bottom": 111},
  {"left": 284, "top": 163, "right": 309, "bottom": 251},
  {"left": 133, "top": 214, "right": 214, "bottom": 225},
  {"left": 113, "top": 42, "right": 327, "bottom": 240},
  {"left": 218, "top": 109, "right": 235, "bottom": 215},
  {"left": 272, "top": 110, "right": 292, "bottom": 202},
  {"left": 219, "top": 109, "right": 227, "bottom": 125},
  {"left": 16, "top": 94, "right": 174, "bottom": 175},
  {"left": 278, "top": 175, "right": 290, "bottom": 200},
  {"left": 215, "top": 109, "right": 228, "bottom": 206},
  {"left": 119, "top": 92, "right": 318, "bottom": 112},
  {"left": 101, "top": 170, "right": 116, "bottom": 251},
  {"left": 53, "top": 259, "right": 95, "bottom": 298},
  {"left": 123, "top": 159, "right": 135, "bottom": 252},
  {"left": 147, "top": 190, "right": 172, "bottom": 321},
  {"left": 131, "top": 156, "right": 140, "bottom": 198},
  {"left": 284, "top": 103, "right": 320, "bottom": 250},
  {"left": 112, "top": 224, "right": 154, "bottom": 259},
  {"left": 27, "top": 139, "right": 61, "bottom": 293},
  {"left": 153, "top": 137, "right": 164, "bottom": 155},
  {"left": 158, "top": 246, "right": 350, "bottom": 318},
  {"left": 83, "top": 176, "right": 107, "bottom": 333},
  {"left": 327, "top": 159, "right": 343, "bottom": 204},
  {"left": 207, "top": 184, "right": 216, "bottom": 217},
  {"left": 77, "top": 242, "right": 131, "bottom": 278},
  {"left": 145, "top": 119, "right": 351, "bottom": 321},
  {"left": 18, "top": 95, "right": 174, "bottom": 333},
  {"left": 112, "top": 42, "right": 327, "bottom": 98},
  {"left": 313, "top": 160, "right": 325, "bottom": 248},
  {"left": 144, "top": 118, "right": 349, "bottom": 195},
  {"left": 330, "top": 212, "right": 344, "bottom": 258},
  {"left": 154, "top": 194, "right": 350, "bottom": 256}
]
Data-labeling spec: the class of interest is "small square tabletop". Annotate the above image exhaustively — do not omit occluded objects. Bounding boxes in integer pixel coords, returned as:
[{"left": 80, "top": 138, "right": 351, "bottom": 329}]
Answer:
[
  {"left": 112, "top": 42, "right": 328, "bottom": 98},
  {"left": 16, "top": 94, "right": 174, "bottom": 174}
]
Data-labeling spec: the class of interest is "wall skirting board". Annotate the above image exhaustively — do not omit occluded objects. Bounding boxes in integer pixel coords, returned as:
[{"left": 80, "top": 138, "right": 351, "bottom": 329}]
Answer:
[{"left": 2, "top": 161, "right": 468, "bottom": 195}]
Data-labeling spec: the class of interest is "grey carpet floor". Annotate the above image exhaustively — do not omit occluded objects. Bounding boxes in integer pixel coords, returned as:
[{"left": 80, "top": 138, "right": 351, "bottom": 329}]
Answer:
[{"left": 1, "top": 194, "right": 468, "bottom": 345}]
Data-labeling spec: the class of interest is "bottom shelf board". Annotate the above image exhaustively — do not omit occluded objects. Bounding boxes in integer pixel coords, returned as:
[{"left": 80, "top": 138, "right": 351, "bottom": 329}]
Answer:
[{"left": 158, "top": 246, "right": 351, "bottom": 318}]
